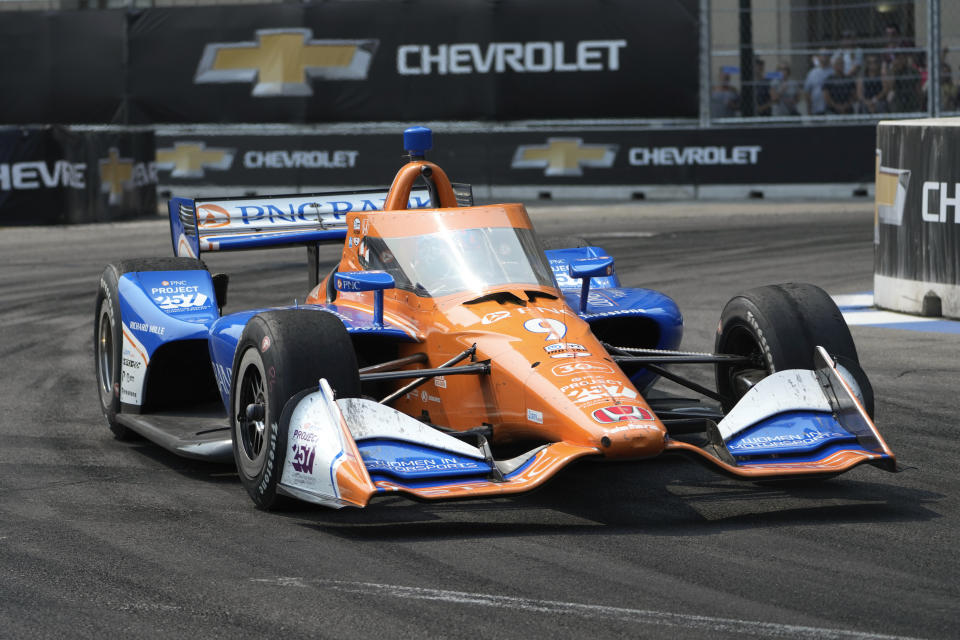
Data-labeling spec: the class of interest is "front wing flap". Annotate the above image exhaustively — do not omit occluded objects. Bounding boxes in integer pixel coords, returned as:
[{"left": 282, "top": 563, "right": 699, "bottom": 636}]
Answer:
[{"left": 666, "top": 347, "right": 896, "bottom": 479}]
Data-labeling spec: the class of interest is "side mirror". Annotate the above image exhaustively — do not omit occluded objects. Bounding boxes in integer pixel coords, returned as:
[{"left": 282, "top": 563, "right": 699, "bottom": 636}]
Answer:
[
  {"left": 335, "top": 271, "right": 395, "bottom": 326},
  {"left": 567, "top": 257, "right": 614, "bottom": 312}
]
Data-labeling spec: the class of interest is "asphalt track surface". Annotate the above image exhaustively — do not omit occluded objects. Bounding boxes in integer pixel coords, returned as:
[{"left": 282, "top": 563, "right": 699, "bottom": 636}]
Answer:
[{"left": 1, "top": 201, "right": 957, "bottom": 639}]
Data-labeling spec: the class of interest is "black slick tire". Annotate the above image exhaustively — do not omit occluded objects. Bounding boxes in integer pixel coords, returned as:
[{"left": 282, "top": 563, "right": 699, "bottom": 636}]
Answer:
[
  {"left": 230, "top": 309, "right": 360, "bottom": 510},
  {"left": 715, "top": 282, "right": 874, "bottom": 417},
  {"left": 94, "top": 257, "right": 207, "bottom": 440}
]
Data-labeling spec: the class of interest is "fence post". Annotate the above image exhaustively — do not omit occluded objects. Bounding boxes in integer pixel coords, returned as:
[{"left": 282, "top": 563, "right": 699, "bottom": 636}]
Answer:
[
  {"left": 699, "top": 0, "right": 711, "bottom": 127},
  {"left": 739, "top": 0, "right": 754, "bottom": 117},
  {"left": 929, "top": 0, "right": 941, "bottom": 117}
]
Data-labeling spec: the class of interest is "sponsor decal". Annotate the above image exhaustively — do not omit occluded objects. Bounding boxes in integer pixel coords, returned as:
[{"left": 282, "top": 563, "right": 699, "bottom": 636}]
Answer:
[
  {"left": 128, "top": 320, "right": 165, "bottom": 336},
  {"left": 478, "top": 306, "right": 564, "bottom": 325},
  {"left": 353, "top": 218, "right": 361, "bottom": 232},
  {"left": 156, "top": 142, "right": 234, "bottom": 179},
  {"left": 544, "top": 342, "right": 587, "bottom": 354},
  {"left": 526, "top": 408, "right": 543, "bottom": 424},
  {"left": 363, "top": 456, "right": 485, "bottom": 474},
  {"left": 592, "top": 405, "right": 654, "bottom": 423},
  {"left": 194, "top": 28, "right": 379, "bottom": 97},
  {"left": 512, "top": 138, "right": 617, "bottom": 177},
  {"left": 243, "top": 149, "right": 358, "bottom": 170},
  {"left": 550, "top": 352, "right": 591, "bottom": 358},
  {"left": 99, "top": 148, "right": 157, "bottom": 206},
  {"left": 523, "top": 318, "right": 567, "bottom": 341},
  {"left": 434, "top": 375, "right": 447, "bottom": 389},
  {"left": 729, "top": 430, "right": 848, "bottom": 450},
  {"left": 153, "top": 285, "right": 210, "bottom": 312},
  {"left": 291, "top": 428, "right": 318, "bottom": 443},
  {"left": 921, "top": 181, "right": 960, "bottom": 223},
  {"left": 213, "top": 362, "right": 232, "bottom": 398},
  {"left": 290, "top": 443, "right": 316, "bottom": 474},
  {"left": 196, "top": 203, "right": 232, "bottom": 229},
  {"left": 260, "top": 336, "right": 271, "bottom": 353},
  {"left": 120, "top": 325, "right": 149, "bottom": 406},
  {"left": 419, "top": 390, "right": 441, "bottom": 403},
  {"left": 397, "top": 40, "right": 626, "bottom": 75},
  {"left": 628, "top": 145, "right": 761, "bottom": 167},
  {"left": 552, "top": 361, "right": 613, "bottom": 376},
  {"left": 193, "top": 191, "right": 430, "bottom": 230},
  {"left": 0, "top": 160, "right": 85, "bottom": 191},
  {"left": 566, "top": 382, "right": 637, "bottom": 406},
  {"left": 875, "top": 148, "right": 910, "bottom": 227},
  {"left": 481, "top": 310, "right": 511, "bottom": 325}
]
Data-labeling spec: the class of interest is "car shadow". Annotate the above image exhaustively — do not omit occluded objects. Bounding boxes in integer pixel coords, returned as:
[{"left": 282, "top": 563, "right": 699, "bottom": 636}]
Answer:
[{"left": 295, "top": 456, "right": 942, "bottom": 541}]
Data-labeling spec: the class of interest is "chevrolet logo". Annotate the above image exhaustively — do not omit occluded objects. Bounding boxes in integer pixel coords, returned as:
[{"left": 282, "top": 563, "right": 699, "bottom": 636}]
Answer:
[
  {"left": 512, "top": 138, "right": 618, "bottom": 177},
  {"left": 156, "top": 142, "right": 234, "bottom": 179},
  {"left": 875, "top": 149, "right": 911, "bottom": 227},
  {"left": 194, "top": 28, "right": 378, "bottom": 97},
  {"left": 99, "top": 148, "right": 133, "bottom": 205}
]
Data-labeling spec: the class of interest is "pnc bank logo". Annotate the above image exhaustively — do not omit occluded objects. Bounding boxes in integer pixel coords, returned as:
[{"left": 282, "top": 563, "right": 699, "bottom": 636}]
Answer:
[
  {"left": 156, "top": 142, "right": 235, "bottom": 179},
  {"left": 512, "top": 138, "right": 618, "bottom": 177},
  {"left": 194, "top": 28, "right": 379, "bottom": 97}
]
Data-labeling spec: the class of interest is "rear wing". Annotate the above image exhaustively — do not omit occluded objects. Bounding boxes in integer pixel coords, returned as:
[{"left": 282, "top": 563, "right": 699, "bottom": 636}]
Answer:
[{"left": 168, "top": 188, "right": 439, "bottom": 258}]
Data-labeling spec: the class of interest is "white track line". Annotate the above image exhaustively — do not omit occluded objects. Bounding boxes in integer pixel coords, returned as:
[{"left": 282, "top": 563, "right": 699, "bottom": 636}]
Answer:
[{"left": 251, "top": 578, "right": 923, "bottom": 640}]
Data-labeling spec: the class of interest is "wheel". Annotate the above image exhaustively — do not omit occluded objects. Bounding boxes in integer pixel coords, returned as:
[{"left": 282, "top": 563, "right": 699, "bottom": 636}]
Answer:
[
  {"left": 714, "top": 283, "right": 874, "bottom": 417},
  {"left": 94, "top": 257, "right": 206, "bottom": 440},
  {"left": 540, "top": 236, "right": 590, "bottom": 251},
  {"left": 230, "top": 310, "right": 360, "bottom": 510}
]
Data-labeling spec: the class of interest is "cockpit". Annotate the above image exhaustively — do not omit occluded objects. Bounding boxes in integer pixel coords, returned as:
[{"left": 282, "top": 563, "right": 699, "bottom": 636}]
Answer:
[{"left": 357, "top": 225, "right": 555, "bottom": 298}]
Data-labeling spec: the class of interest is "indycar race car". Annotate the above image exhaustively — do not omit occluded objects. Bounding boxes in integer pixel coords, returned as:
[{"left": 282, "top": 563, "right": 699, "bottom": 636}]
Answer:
[{"left": 94, "top": 127, "right": 897, "bottom": 510}]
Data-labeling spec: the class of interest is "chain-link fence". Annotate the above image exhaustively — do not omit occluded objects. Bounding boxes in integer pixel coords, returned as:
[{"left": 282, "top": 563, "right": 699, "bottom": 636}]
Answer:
[{"left": 708, "top": 0, "right": 960, "bottom": 122}]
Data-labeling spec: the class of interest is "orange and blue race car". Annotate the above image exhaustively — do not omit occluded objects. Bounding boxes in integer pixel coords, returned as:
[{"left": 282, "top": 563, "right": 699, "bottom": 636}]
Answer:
[{"left": 94, "top": 126, "right": 897, "bottom": 510}]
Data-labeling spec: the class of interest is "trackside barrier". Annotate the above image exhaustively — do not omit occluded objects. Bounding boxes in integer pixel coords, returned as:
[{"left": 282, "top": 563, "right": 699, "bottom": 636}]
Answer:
[{"left": 875, "top": 118, "right": 960, "bottom": 319}]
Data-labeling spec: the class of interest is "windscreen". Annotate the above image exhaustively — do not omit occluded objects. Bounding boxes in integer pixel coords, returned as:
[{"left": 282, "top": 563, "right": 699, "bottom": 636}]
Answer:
[{"left": 358, "top": 226, "right": 555, "bottom": 297}]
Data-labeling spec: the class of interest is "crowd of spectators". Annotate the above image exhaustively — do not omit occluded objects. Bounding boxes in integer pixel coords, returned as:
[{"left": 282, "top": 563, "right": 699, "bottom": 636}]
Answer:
[{"left": 710, "top": 24, "right": 960, "bottom": 118}]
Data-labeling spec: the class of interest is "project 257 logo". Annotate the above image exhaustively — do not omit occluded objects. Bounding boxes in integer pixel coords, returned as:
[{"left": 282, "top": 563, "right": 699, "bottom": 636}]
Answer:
[{"left": 291, "top": 444, "right": 316, "bottom": 474}]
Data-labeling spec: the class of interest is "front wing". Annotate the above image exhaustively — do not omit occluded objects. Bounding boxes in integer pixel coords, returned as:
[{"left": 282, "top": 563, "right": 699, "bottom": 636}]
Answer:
[{"left": 278, "top": 349, "right": 895, "bottom": 509}]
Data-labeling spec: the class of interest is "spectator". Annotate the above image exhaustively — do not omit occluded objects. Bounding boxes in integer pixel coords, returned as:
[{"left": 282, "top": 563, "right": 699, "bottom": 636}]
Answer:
[
  {"left": 857, "top": 55, "right": 888, "bottom": 113},
  {"left": 839, "top": 29, "right": 863, "bottom": 77},
  {"left": 803, "top": 49, "right": 834, "bottom": 115},
  {"left": 888, "top": 51, "right": 922, "bottom": 112},
  {"left": 711, "top": 70, "right": 740, "bottom": 117},
  {"left": 940, "top": 62, "right": 956, "bottom": 111},
  {"left": 753, "top": 58, "right": 772, "bottom": 116},
  {"left": 770, "top": 63, "right": 800, "bottom": 116},
  {"left": 823, "top": 55, "right": 856, "bottom": 114},
  {"left": 883, "top": 24, "right": 902, "bottom": 64}
]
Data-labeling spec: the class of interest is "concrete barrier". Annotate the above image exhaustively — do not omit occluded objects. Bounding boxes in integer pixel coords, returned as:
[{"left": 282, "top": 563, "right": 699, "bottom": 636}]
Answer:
[{"left": 875, "top": 118, "right": 960, "bottom": 320}]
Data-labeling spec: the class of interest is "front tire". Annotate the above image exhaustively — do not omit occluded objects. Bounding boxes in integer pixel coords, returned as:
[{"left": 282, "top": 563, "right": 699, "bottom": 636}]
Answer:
[
  {"left": 230, "top": 310, "right": 360, "bottom": 510},
  {"left": 715, "top": 283, "right": 874, "bottom": 416}
]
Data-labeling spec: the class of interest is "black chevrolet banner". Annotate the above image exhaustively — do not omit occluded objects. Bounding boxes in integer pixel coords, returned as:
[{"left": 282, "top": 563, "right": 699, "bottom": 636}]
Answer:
[
  {"left": 156, "top": 124, "right": 875, "bottom": 190},
  {"left": 0, "top": 127, "right": 157, "bottom": 225},
  {"left": 0, "top": 11, "right": 126, "bottom": 124},
  {"left": 875, "top": 123, "right": 960, "bottom": 288},
  {"left": 0, "top": 1, "right": 698, "bottom": 124}
]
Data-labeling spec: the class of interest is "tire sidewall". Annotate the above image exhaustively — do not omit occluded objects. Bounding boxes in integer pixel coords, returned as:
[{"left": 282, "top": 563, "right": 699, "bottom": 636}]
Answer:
[
  {"left": 94, "top": 266, "right": 127, "bottom": 438},
  {"left": 230, "top": 320, "right": 291, "bottom": 509}
]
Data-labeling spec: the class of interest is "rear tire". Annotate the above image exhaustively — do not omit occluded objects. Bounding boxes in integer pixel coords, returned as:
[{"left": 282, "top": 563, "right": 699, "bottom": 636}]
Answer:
[
  {"left": 715, "top": 283, "right": 874, "bottom": 417},
  {"left": 230, "top": 310, "right": 360, "bottom": 510},
  {"left": 94, "top": 257, "right": 207, "bottom": 440}
]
